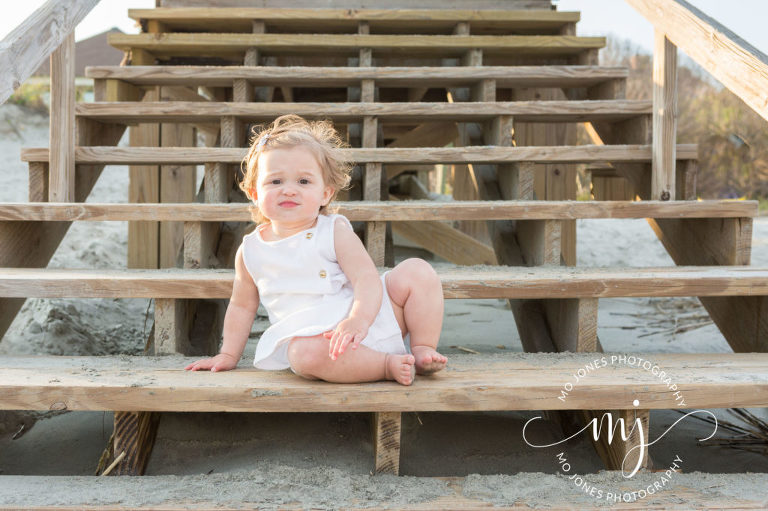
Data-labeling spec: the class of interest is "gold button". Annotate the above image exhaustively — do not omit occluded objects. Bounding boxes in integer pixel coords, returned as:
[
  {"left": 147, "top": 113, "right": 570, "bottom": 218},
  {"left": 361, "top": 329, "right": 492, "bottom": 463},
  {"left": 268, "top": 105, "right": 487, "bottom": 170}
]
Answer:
[
  {"left": 319, "top": 270, "right": 327, "bottom": 278},
  {"left": 306, "top": 232, "right": 313, "bottom": 239}
]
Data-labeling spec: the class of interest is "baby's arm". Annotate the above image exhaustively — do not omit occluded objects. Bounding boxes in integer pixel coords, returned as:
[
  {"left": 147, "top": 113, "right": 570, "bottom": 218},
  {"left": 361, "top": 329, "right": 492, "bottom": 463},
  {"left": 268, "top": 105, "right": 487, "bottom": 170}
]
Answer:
[
  {"left": 185, "top": 244, "right": 260, "bottom": 372},
  {"left": 327, "top": 218, "right": 383, "bottom": 359}
]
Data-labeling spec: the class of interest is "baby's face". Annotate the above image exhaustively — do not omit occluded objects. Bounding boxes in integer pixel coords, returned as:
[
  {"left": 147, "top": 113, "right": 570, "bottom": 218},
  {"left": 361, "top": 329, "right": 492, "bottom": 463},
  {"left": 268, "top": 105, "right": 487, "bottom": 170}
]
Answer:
[{"left": 254, "top": 145, "right": 334, "bottom": 227}]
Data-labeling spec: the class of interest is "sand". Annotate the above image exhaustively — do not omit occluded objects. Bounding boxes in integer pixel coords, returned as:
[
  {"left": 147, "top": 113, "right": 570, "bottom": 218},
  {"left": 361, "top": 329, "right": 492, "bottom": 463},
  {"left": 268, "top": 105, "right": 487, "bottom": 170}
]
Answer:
[{"left": 1, "top": 103, "right": 767, "bottom": 508}]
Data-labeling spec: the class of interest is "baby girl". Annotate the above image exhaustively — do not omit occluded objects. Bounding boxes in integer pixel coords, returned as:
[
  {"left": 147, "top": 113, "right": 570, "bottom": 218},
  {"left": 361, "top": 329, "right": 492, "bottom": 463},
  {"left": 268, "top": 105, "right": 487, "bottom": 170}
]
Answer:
[{"left": 185, "top": 114, "right": 446, "bottom": 385}]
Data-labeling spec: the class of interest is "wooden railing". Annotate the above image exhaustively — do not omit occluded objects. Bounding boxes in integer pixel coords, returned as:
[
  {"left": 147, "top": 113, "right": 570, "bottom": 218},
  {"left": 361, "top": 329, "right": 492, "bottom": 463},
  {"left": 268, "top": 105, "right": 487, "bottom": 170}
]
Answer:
[
  {"left": 0, "top": 0, "right": 101, "bottom": 201},
  {"left": 626, "top": 0, "right": 768, "bottom": 200}
]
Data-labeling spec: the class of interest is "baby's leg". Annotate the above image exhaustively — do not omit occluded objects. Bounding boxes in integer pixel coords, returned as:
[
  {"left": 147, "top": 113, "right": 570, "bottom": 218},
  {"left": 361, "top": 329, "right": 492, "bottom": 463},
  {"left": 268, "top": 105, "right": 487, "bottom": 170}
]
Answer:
[
  {"left": 286, "top": 334, "right": 416, "bottom": 385},
  {"left": 385, "top": 258, "right": 447, "bottom": 375}
]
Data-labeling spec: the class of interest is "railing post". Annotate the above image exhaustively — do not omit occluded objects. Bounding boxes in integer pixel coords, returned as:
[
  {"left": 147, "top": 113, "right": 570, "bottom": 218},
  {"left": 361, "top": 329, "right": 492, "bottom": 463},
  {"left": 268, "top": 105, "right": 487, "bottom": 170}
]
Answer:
[
  {"left": 48, "top": 33, "right": 76, "bottom": 202},
  {"left": 652, "top": 29, "right": 677, "bottom": 201}
]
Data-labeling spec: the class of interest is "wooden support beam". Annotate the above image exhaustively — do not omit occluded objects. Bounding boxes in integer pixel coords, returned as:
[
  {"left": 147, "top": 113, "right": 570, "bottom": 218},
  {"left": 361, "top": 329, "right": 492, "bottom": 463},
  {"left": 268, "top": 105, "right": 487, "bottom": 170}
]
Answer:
[
  {"left": 652, "top": 30, "right": 677, "bottom": 201},
  {"left": 106, "top": 410, "right": 160, "bottom": 476},
  {"left": 649, "top": 216, "right": 766, "bottom": 352},
  {"left": 128, "top": 88, "right": 161, "bottom": 270},
  {"left": 373, "top": 411, "right": 401, "bottom": 475},
  {"left": 48, "top": 33, "right": 75, "bottom": 202},
  {"left": 392, "top": 219, "right": 498, "bottom": 266},
  {"left": 28, "top": 162, "right": 48, "bottom": 202}
]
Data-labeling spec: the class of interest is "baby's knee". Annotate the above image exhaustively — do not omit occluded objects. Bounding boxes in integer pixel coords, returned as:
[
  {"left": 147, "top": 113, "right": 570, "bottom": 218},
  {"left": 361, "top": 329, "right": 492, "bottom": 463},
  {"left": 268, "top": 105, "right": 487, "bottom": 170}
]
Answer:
[
  {"left": 286, "top": 336, "right": 327, "bottom": 377},
  {"left": 399, "top": 258, "right": 440, "bottom": 287}
]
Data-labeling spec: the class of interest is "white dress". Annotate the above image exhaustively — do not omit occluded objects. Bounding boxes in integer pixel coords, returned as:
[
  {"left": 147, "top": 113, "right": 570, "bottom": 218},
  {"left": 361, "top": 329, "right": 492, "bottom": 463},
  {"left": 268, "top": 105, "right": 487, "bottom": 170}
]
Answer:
[{"left": 241, "top": 213, "right": 407, "bottom": 370}]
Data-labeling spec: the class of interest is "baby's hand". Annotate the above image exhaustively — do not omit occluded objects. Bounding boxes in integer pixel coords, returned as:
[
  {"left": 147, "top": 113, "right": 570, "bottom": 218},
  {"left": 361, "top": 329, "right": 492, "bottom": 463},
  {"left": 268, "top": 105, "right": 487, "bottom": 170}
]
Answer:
[
  {"left": 184, "top": 353, "right": 239, "bottom": 372},
  {"left": 325, "top": 317, "right": 369, "bottom": 360}
]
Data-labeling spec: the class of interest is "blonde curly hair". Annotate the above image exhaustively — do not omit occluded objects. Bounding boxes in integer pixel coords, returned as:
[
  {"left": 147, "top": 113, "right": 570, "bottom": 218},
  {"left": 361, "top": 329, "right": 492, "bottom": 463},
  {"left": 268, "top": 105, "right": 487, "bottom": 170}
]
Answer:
[{"left": 238, "top": 114, "right": 353, "bottom": 224}]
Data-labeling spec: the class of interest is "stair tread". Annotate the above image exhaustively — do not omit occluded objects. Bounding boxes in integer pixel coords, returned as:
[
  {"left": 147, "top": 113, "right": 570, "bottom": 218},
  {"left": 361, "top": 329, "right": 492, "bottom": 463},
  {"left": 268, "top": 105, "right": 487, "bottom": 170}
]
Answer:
[
  {"left": 85, "top": 65, "right": 627, "bottom": 87},
  {"left": 75, "top": 100, "right": 651, "bottom": 123},
  {"left": 108, "top": 33, "right": 606, "bottom": 57},
  {"left": 1, "top": 266, "right": 767, "bottom": 299},
  {"left": 128, "top": 7, "right": 582, "bottom": 24},
  {"left": 21, "top": 144, "right": 697, "bottom": 164},
  {"left": 1, "top": 352, "right": 766, "bottom": 412},
  {"left": 0, "top": 200, "right": 755, "bottom": 221}
]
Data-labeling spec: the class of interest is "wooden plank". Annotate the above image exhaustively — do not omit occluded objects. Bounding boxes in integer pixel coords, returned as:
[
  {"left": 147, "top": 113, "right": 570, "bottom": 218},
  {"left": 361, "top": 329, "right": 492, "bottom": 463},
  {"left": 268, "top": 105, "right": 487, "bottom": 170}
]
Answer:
[
  {"left": 107, "top": 33, "right": 606, "bottom": 57},
  {"left": 158, "top": 0, "right": 553, "bottom": 8},
  {"left": 516, "top": 219, "right": 561, "bottom": 266},
  {"left": 545, "top": 298, "right": 598, "bottom": 353},
  {"left": 154, "top": 298, "right": 192, "bottom": 355},
  {"left": 129, "top": 7, "right": 580, "bottom": 26},
  {"left": 48, "top": 33, "right": 76, "bottom": 202},
  {"left": 2, "top": 266, "right": 768, "bottom": 300},
  {"left": 652, "top": 30, "right": 677, "bottom": 201},
  {"left": 76, "top": 100, "right": 651, "bottom": 124},
  {"left": 0, "top": 200, "right": 756, "bottom": 222},
  {"left": 85, "top": 65, "right": 628, "bottom": 89},
  {"left": 27, "top": 163, "right": 48, "bottom": 202},
  {"left": 0, "top": 0, "right": 99, "bottom": 104},
  {"left": 2, "top": 352, "right": 767, "bottom": 412},
  {"left": 392, "top": 221, "right": 498, "bottom": 265},
  {"left": 159, "top": 94, "right": 196, "bottom": 269},
  {"left": 22, "top": 144, "right": 700, "bottom": 165},
  {"left": 373, "top": 412, "right": 401, "bottom": 475},
  {"left": 626, "top": 0, "right": 768, "bottom": 122},
  {"left": 108, "top": 411, "right": 160, "bottom": 476}
]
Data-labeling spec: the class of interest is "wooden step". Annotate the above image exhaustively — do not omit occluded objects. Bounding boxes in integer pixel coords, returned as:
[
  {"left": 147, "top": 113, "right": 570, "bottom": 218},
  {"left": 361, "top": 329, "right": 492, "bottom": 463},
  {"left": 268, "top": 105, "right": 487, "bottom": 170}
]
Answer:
[
  {"left": 21, "top": 144, "right": 697, "bottom": 165},
  {"left": 86, "top": 65, "right": 627, "bottom": 88},
  {"left": 75, "top": 100, "right": 650, "bottom": 124},
  {"left": 2, "top": 352, "right": 766, "bottom": 412},
  {"left": 108, "top": 33, "right": 605, "bottom": 60},
  {"left": 129, "top": 8, "right": 581, "bottom": 34},
  {"left": 1, "top": 266, "right": 766, "bottom": 299},
  {"left": 0, "top": 200, "right": 755, "bottom": 222}
]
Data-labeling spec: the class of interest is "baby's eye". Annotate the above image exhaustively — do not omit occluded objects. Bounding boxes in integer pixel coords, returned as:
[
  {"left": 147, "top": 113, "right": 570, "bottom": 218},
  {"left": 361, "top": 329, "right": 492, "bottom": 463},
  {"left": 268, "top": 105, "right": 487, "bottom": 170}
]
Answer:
[
  {"left": 270, "top": 179, "right": 281, "bottom": 185},
  {"left": 299, "top": 178, "right": 310, "bottom": 185}
]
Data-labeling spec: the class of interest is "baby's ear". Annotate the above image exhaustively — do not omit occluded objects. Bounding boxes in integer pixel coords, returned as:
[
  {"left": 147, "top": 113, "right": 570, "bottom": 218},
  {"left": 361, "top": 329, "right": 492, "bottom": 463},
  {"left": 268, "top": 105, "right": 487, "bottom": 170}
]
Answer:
[{"left": 322, "top": 186, "right": 335, "bottom": 205}]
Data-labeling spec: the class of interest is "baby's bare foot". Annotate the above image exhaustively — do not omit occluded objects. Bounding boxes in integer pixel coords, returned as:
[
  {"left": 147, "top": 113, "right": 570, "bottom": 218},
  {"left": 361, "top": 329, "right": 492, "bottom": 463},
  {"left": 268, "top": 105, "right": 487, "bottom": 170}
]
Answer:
[
  {"left": 384, "top": 353, "right": 416, "bottom": 386},
  {"left": 411, "top": 345, "right": 447, "bottom": 375}
]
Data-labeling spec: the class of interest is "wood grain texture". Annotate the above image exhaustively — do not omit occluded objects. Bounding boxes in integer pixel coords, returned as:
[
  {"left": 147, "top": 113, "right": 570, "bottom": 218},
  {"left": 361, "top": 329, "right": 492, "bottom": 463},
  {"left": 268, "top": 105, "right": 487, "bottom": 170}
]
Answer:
[
  {"left": 48, "top": 34, "right": 76, "bottom": 202},
  {"left": 626, "top": 0, "right": 768, "bottom": 122},
  {"left": 0, "top": 0, "right": 99, "bottom": 103},
  {"left": 373, "top": 412, "right": 401, "bottom": 475},
  {"left": 652, "top": 30, "right": 677, "bottom": 201},
  {"left": 0, "top": 200, "right": 756, "bottom": 221},
  {"left": 128, "top": 7, "right": 580, "bottom": 25},
  {"left": 392, "top": 221, "right": 498, "bottom": 266},
  {"left": 1, "top": 266, "right": 768, "bottom": 299},
  {"left": 107, "top": 33, "right": 605, "bottom": 57},
  {"left": 75, "top": 100, "right": 651, "bottom": 123},
  {"left": 110, "top": 411, "right": 159, "bottom": 476},
  {"left": 85, "top": 65, "right": 627, "bottom": 88},
  {"left": 23, "top": 144, "right": 700, "bottom": 165},
  {"left": 2, "top": 352, "right": 767, "bottom": 412}
]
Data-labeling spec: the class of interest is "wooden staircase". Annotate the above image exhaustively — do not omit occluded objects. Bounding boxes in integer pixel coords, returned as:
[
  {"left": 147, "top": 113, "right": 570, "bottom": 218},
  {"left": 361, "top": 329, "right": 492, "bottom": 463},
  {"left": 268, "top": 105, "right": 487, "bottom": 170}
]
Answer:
[{"left": 1, "top": 1, "right": 768, "bottom": 507}]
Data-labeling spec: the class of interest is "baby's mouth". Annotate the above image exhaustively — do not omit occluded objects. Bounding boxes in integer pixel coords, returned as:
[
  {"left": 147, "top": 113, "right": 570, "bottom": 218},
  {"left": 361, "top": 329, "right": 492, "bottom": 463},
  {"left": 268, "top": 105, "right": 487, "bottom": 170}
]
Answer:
[{"left": 279, "top": 201, "right": 299, "bottom": 207}]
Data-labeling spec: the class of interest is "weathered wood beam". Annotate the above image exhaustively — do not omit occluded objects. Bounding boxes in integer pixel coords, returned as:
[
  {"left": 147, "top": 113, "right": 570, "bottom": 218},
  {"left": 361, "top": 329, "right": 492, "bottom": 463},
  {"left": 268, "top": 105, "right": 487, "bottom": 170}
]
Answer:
[
  {"left": 626, "top": 0, "right": 768, "bottom": 122},
  {"left": 652, "top": 29, "right": 677, "bottom": 201},
  {"left": 0, "top": 0, "right": 99, "bottom": 103},
  {"left": 48, "top": 33, "right": 76, "bottom": 202}
]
